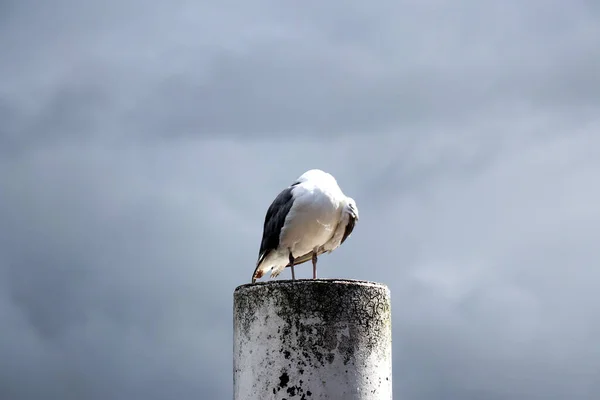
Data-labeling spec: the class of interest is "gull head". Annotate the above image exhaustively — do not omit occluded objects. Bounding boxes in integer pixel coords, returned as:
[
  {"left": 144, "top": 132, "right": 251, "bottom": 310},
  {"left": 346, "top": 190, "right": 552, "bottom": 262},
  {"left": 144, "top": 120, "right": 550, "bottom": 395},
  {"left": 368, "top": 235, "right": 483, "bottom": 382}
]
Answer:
[
  {"left": 344, "top": 196, "right": 359, "bottom": 221},
  {"left": 296, "top": 169, "right": 337, "bottom": 186}
]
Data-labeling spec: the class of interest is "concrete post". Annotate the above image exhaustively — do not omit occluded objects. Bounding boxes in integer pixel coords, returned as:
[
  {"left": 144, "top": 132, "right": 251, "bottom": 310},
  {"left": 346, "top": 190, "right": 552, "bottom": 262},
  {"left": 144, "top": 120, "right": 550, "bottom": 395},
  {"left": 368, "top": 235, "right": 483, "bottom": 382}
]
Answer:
[{"left": 233, "top": 279, "right": 392, "bottom": 400}]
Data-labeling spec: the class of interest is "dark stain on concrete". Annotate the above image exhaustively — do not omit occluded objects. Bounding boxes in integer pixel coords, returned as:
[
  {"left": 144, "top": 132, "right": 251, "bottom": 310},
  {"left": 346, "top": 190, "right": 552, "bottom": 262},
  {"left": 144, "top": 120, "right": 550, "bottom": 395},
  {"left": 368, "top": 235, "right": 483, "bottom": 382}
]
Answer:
[{"left": 279, "top": 371, "right": 290, "bottom": 388}]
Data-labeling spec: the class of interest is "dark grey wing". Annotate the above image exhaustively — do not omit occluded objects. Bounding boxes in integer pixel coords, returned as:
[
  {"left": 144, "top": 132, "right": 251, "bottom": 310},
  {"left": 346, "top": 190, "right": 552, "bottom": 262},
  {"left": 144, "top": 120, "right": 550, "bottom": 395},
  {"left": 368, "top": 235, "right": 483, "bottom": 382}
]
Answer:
[
  {"left": 340, "top": 216, "right": 356, "bottom": 245},
  {"left": 255, "top": 183, "right": 299, "bottom": 267}
]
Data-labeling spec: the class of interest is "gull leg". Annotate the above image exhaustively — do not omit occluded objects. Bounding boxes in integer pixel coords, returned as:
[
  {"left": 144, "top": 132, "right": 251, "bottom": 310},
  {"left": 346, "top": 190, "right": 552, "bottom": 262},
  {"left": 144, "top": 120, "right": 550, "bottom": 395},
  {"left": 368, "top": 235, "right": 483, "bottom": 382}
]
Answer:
[
  {"left": 288, "top": 250, "right": 296, "bottom": 280},
  {"left": 312, "top": 252, "right": 318, "bottom": 279}
]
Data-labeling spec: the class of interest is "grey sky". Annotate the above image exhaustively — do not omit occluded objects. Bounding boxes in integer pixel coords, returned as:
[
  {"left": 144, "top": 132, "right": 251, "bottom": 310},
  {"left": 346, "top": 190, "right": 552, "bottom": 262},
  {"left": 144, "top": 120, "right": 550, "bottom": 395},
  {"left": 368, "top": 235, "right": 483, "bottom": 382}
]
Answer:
[{"left": 1, "top": 0, "right": 600, "bottom": 399}]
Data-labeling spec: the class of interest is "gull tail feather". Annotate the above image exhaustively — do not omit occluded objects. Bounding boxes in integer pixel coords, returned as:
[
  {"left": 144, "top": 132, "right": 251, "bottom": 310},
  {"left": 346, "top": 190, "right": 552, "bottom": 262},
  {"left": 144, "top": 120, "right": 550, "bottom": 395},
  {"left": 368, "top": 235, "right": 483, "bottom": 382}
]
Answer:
[
  {"left": 251, "top": 262, "right": 269, "bottom": 283},
  {"left": 251, "top": 251, "right": 274, "bottom": 283},
  {"left": 270, "top": 264, "right": 286, "bottom": 278},
  {"left": 251, "top": 250, "right": 322, "bottom": 283}
]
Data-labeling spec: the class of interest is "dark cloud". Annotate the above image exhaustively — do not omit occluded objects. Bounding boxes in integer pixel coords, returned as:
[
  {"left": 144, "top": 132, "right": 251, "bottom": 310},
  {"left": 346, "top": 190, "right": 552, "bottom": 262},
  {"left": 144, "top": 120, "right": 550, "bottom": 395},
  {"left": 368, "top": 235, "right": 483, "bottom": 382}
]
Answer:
[
  {"left": 3, "top": 0, "right": 599, "bottom": 145},
  {"left": 1, "top": 0, "right": 600, "bottom": 399}
]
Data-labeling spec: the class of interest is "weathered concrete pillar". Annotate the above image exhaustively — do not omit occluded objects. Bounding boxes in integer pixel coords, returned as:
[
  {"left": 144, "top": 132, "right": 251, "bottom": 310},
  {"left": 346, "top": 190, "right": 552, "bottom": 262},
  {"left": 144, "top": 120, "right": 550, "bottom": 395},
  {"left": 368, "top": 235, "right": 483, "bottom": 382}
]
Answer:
[{"left": 233, "top": 279, "right": 392, "bottom": 400}]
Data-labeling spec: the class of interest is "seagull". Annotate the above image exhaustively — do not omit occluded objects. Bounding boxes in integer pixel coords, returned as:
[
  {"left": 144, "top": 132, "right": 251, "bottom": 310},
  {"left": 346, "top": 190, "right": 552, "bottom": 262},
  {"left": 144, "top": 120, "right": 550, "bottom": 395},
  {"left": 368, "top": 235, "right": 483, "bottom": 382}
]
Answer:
[{"left": 251, "top": 169, "right": 359, "bottom": 283}]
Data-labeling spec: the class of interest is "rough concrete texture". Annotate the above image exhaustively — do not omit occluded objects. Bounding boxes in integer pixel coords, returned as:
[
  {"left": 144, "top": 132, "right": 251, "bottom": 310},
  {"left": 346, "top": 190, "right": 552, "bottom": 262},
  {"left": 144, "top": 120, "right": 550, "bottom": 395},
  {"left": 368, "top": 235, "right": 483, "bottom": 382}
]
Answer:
[{"left": 233, "top": 279, "right": 392, "bottom": 400}]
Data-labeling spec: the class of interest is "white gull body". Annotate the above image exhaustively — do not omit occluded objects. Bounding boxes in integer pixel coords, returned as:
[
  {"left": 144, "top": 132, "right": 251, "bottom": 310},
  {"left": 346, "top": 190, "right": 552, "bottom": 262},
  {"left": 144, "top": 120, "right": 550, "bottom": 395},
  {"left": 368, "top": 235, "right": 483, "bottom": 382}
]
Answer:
[{"left": 252, "top": 169, "right": 359, "bottom": 283}]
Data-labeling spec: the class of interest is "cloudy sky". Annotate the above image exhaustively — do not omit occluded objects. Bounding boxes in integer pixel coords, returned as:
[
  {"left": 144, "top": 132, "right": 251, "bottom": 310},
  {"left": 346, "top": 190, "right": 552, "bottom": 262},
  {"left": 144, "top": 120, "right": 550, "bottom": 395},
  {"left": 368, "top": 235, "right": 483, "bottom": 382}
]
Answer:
[{"left": 1, "top": 0, "right": 600, "bottom": 399}]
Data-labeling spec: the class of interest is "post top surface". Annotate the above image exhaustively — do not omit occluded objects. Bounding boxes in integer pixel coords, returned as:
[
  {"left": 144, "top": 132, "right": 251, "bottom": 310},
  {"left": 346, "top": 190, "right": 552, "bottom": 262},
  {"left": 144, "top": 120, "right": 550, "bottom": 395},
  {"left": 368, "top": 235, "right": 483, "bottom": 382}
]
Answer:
[{"left": 234, "top": 278, "right": 388, "bottom": 293}]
